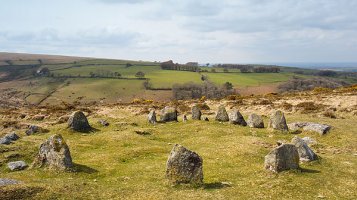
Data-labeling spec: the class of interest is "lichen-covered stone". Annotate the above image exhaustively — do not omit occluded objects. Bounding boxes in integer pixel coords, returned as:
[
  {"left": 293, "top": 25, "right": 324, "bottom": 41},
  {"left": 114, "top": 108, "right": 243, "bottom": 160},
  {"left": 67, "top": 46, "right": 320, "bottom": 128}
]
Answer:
[
  {"left": 32, "top": 134, "right": 73, "bottom": 170},
  {"left": 288, "top": 122, "right": 331, "bottom": 135},
  {"left": 148, "top": 110, "right": 157, "bottom": 124},
  {"left": 160, "top": 106, "right": 178, "bottom": 122},
  {"left": 191, "top": 105, "right": 202, "bottom": 120},
  {"left": 7, "top": 161, "right": 28, "bottom": 171},
  {"left": 229, "top": 109, "right": 247, "bottom": 126},
  {"left": 166, "top": 144, "right": 203, "bottom": 185},
  {"left": 291, "top": 136, "right": 318, "bottom": 161},
  {"left": 68, "top": 111, "right": 91, "bottom": 132},
  {"left": 215, "top": 105, "right": 229, "bottom": 122},
  {"left": 247, "top": 114, "right": 264, "bottom": 128},
  {"left": 268, "top": 110, "right": 288, "bottom": 131},
  {"left": 264, "top": 144, "right": 299, "bottom": 172}
]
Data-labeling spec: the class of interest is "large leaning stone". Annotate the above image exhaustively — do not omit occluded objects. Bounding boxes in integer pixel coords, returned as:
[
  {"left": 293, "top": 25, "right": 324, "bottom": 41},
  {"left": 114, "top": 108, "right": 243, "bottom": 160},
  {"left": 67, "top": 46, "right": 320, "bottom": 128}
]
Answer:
[
  {"left": 229, "top": 109, "right": 247, "bottom": 126},
  {"left": 264, "top": 144, "right": 299, "bottom": 172},
  {"left": 291, "top": 136, "right": 318, "bottom": 162},
  {"left": 166, "top": 144, "right": 203, "bottom": 185},
  {"left": 148, "top": 110, "right": 157, "bottom": 124},
  {"left": 32, "top": 134, "right": 73, "bottom": 170},
  {"left": 215, "top": 105, "right": 229, "bottom": 122},
  {"left": 68, "top": 111, "right": 91, "bottom": 132},
  {"left": 191, "top": 105, "right": 202, "bottom": 120},
  {"left": 160, "top": 106, "right": 178, "bottom": 122},
  {"left": 288, "top": 122, "right": 331, "bottom": 135},
  {"left": 247, "top": 114, "right": 264, "bottom": 128},
  {"left": 268, "top": 110, "right": 288, "bottom": 131}
]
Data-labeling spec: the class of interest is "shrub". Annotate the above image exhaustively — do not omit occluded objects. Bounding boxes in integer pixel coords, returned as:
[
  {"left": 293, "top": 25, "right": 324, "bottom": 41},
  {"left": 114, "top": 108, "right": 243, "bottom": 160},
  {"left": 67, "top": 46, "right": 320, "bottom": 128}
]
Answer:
[
  {"left": 296, "top": 102, "right": 324, "bottom": 113},
  {"left": 323, "top": 110, "right": 337, "bottom": 119},
  {"left": 278, "top": 77, "right": 347, "bottom": 93},
  {"left": 280, "top": 102, "right": 293, "bottom": 111}
]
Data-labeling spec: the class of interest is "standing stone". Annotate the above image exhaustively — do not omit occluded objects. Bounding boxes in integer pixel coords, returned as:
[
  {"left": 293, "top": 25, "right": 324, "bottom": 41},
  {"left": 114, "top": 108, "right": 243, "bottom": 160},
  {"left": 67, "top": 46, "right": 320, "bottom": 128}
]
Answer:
[
  {"left": 68, "top": 111, "right": 91, "bottom": 132},
  {"left": 229, "top": 110, "right": 247, "bottom": 126},
  {"left": 268, "top": 110, "right": 288, "bottom": 131},
  {"left": 215, "top": 105, "right": 229, "bottom": 122},
  {"left": 247, "top": 114, "right": 264, "bottom": 128},
  {"left": 183, "top": 115, "right": 188, "bottom": 122},
  {"left": 160, "top": 106, "right": 178, "bottom": 122},
  {"left": 191, "top": 105, "right": 202, "bottom": 120},
  {"left": 148, "top": 110, "right": 157, "bottom": 124},
  {"left": 166, "top": 144, "right": 203, "bottom": 185},
  {"left": 32, "top": 134, "right": 73, "bottom": 170},
  {"left": 291, "top": 136, "right": 318, "bottom": 161},
  {"left": 264, "top": 144, "right": 299, "bottom": 172},
  {"left": 7, "top": 161, "right": 28, "bottom": 171}
]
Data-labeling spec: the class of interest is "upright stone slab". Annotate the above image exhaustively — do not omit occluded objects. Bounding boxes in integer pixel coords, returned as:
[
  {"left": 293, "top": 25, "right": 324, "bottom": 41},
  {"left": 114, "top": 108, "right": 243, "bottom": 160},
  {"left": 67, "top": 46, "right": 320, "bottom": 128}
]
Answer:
[
  {"left": 68, "top": 111, "right": 91, "bottom": 132},
  {"left": 191, "top": 105, "right": 202, "bottom": 120},
  {"left": 229, "top": 109, "right": 247, "bottom": 126},
  {"left": 215, "top": 105, "right": 229, "bottom": 122},
  {"left": 160, "top": 106, "right": 178, "bottom": 122},
  {"left": 247, "top": 114, "right": 264, "bottom": 128},
  {"left": 148, "top": 110, "right": 157, "bottom": 124},
  {"left": 166, "top": 144, "right": 203, "bottom": 185},
  {"left": 264, "top": 144, "right": 299, "bottom": 172},
  {"left": 268, "top": 110, "right": 288, "bottom": 131},
  {"left": 291, "top": 136, "right": 318, "bottom": 161},
  {"left": 32, "top": 134, "right": 73, "bottom": 170}
]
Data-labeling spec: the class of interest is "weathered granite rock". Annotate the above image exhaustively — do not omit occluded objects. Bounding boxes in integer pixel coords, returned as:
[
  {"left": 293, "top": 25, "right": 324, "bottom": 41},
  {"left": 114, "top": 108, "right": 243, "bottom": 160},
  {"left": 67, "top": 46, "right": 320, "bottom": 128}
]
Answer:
[
  {"left": 32, "top": 134, "right": 73, "bottom": 170},
  {"left": 264, "top": 144, "right": 299, "bottom": 172},
  {"left": 166, "top": 144, "right": 203, "bottom": 185},
  {"left": 247, "top": 114, "right": 264, "bottom": 128},
  {"left": 0, "top": 137, "right": 11, "bottom": 145},
  {"left": 148, "top": 110, "right": 157, "bottom": 124},
  {"left": 229, "top": 109, "right": 247, "bottom": 126},
  {"left": 0, "top": 178, "right": 20, "bottom": 186},
  {"left": 5, "top": 132, "right": 20, "bottom": 141},
  {"left": 98, "top": 119, "right": 109, "bottom": 126},
  {"left": 288, "top": 122, "right": 331, "bottom": 135},
  {"left": 291, "top": 136, "right": 318, "bottom": 161},
  {"left": 191, "top": 105, "right": 202, "bottom": 120},
  {"left": 160, "top": 106, "right": 178, "bottom": 122},
  {"left": 7, "top": 161, "right": 28, "bottom": 171},
  {"left": 268, "top": 110, "right": 288, "bottom": 131},
  {"left": 215, "top": 105, "right": 229, "bottom": 122},
  {"left": 25, "top": 125, "right": 40, "bottom": 135},
  {"left": 68, "top": 111, "right": 91, "bottom": 132}
]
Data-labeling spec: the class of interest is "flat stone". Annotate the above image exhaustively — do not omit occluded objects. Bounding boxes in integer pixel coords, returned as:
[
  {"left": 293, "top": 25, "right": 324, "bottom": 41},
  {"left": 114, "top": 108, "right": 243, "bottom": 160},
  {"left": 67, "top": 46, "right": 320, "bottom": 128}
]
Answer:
[
  {"left": 0, "top": 178, "right": 21, "bottom": 186},
  {"left": 7, "top": 161, "right": 28, "bottom": 171},
  {"left": 288, "top": 122, "right": 331, "bottom": 135}
]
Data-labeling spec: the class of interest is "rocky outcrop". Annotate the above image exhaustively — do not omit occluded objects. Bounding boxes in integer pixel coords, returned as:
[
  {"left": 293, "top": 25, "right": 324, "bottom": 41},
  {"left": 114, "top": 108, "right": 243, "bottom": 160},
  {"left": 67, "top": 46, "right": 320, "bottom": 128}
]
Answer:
[
  {"left": 268, "top": 110, "right": 288, "bottom": 131},
  {"left": 32, "top": 134, "right": 73, "bottom": 170},
  {"left": 291, "top": 136, "right": 318, "bottom": 161},
  {"left": 191, "top": 105, "right": 202, "bottom": 120},
  {"left": 160, "top": 106, "right": 178, "bottom": 122},
  {"left": 166, "top": 144, "right": 203, "bottom": 185},
  {"left": 247, "top": 114, "right": 264, "bottom": 128},
  {"left": 288, "top": 122, "right": 331, "bottom": 135},
  {"left": 215, "top": 105, "right": 229, "bottom": 122},
  {"left": 264, "top": 144, "right": 299, "bottom": 172},
  {"left": 68, "top": 111, "right": 91, "bottom": 132},
  {"left": 229, "top": 109, "right": 247, "bottom": 126}
]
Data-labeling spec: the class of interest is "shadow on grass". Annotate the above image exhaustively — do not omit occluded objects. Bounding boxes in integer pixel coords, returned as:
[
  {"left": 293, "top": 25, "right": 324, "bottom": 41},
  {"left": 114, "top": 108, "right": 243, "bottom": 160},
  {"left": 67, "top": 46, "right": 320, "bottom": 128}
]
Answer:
[
  {"left": 204, "top": 182, "right": 232, "bottom": 190},
  {"left": 73, "top": 163, "right": 98, "bottom": 174},
  {"left": 300, "top": 168, "right": 320, "bottom": 173}
]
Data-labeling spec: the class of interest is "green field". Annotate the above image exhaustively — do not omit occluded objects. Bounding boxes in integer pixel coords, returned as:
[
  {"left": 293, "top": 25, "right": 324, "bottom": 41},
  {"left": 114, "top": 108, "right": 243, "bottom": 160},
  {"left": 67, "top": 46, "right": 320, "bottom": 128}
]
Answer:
[{"left": 1, "top": 108, "right": 356, "bottom": 199}]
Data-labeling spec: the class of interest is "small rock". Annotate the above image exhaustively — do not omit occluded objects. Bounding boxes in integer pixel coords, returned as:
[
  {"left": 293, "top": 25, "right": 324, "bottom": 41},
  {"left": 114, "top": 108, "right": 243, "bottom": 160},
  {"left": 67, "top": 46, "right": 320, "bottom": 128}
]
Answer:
[
  {"left": 264, "top": 144, "right": 299, "bottom": 172},
  {"left": 268, "top": 110, "right": 288, "bottom": 132},
  {"left": 7, "top": 161, "right": 28, "bottom": 171},
  {"left": 247, "top": 114, "right": 264, "bottom": 128},
  {"left": 192, "top": 105, "right": 202, "bottom": 120},
  {"left": 68, "top": 111, "right": 91, "bottom": 132},
  {"left": 288, "top": 122, "right": 331, "bottom": 135},
  {"left": 0, "top": 178, "right": 20, "bottom": 186},
  {"left": 229, "top": 109, "right": 247, "bottom": 126},
  {"left": 0, "top": 137, "right": 12, "bottom": 145},
  {"left": 166, "top": 144, "right": 203, "bottom": 185},
  {"left": 98, "top": 119, "right": 109, "bottom": 126},
  {"left": 148, "top": 110, "right": 157, "bottom": 124},
  {"left": 5, "top": 132, "right": 20, "bottom": 141},
  {"left": 25, "top": 125, "right": 40, "bottom": 135},
  {"left": 215, "top": 105, "right": 229, "bottom": 122}
]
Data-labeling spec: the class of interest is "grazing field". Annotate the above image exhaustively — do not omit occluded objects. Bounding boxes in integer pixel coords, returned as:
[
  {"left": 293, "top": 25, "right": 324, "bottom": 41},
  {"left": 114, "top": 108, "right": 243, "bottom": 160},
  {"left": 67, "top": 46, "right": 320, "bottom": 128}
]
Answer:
[{"left": 0, "top": 97, "right": 356, "bottom": 199}]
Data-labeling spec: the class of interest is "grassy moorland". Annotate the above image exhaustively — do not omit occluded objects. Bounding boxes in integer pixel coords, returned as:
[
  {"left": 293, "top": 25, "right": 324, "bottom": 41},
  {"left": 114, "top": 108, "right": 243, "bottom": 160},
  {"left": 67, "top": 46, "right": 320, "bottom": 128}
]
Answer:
[{"left": 0, "top": 99, "right": 356, "bottom": 199}]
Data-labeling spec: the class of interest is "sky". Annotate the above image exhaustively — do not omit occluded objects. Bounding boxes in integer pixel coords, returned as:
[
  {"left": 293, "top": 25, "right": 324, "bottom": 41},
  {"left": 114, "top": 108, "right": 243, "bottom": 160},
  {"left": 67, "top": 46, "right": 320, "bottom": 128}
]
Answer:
[{"left": 0, "top": 0, "right": 357, "bottom": 63}]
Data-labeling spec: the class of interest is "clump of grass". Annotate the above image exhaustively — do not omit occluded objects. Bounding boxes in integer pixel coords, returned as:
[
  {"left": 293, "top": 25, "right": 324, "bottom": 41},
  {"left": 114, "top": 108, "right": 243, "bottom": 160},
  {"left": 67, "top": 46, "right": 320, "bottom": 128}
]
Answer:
[
  {"left": 323, "top": 110, "right": 337, "bottom": 119},
  {"left": 280, "top": 101, "right": 293, "bottom": 111}
]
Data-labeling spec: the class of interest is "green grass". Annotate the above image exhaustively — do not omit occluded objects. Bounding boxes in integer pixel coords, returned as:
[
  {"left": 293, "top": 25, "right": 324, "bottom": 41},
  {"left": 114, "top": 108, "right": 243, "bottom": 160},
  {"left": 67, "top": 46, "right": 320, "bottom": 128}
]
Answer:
[{"left": 1, "top": 109, "right": 356, "bottom": 199}]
